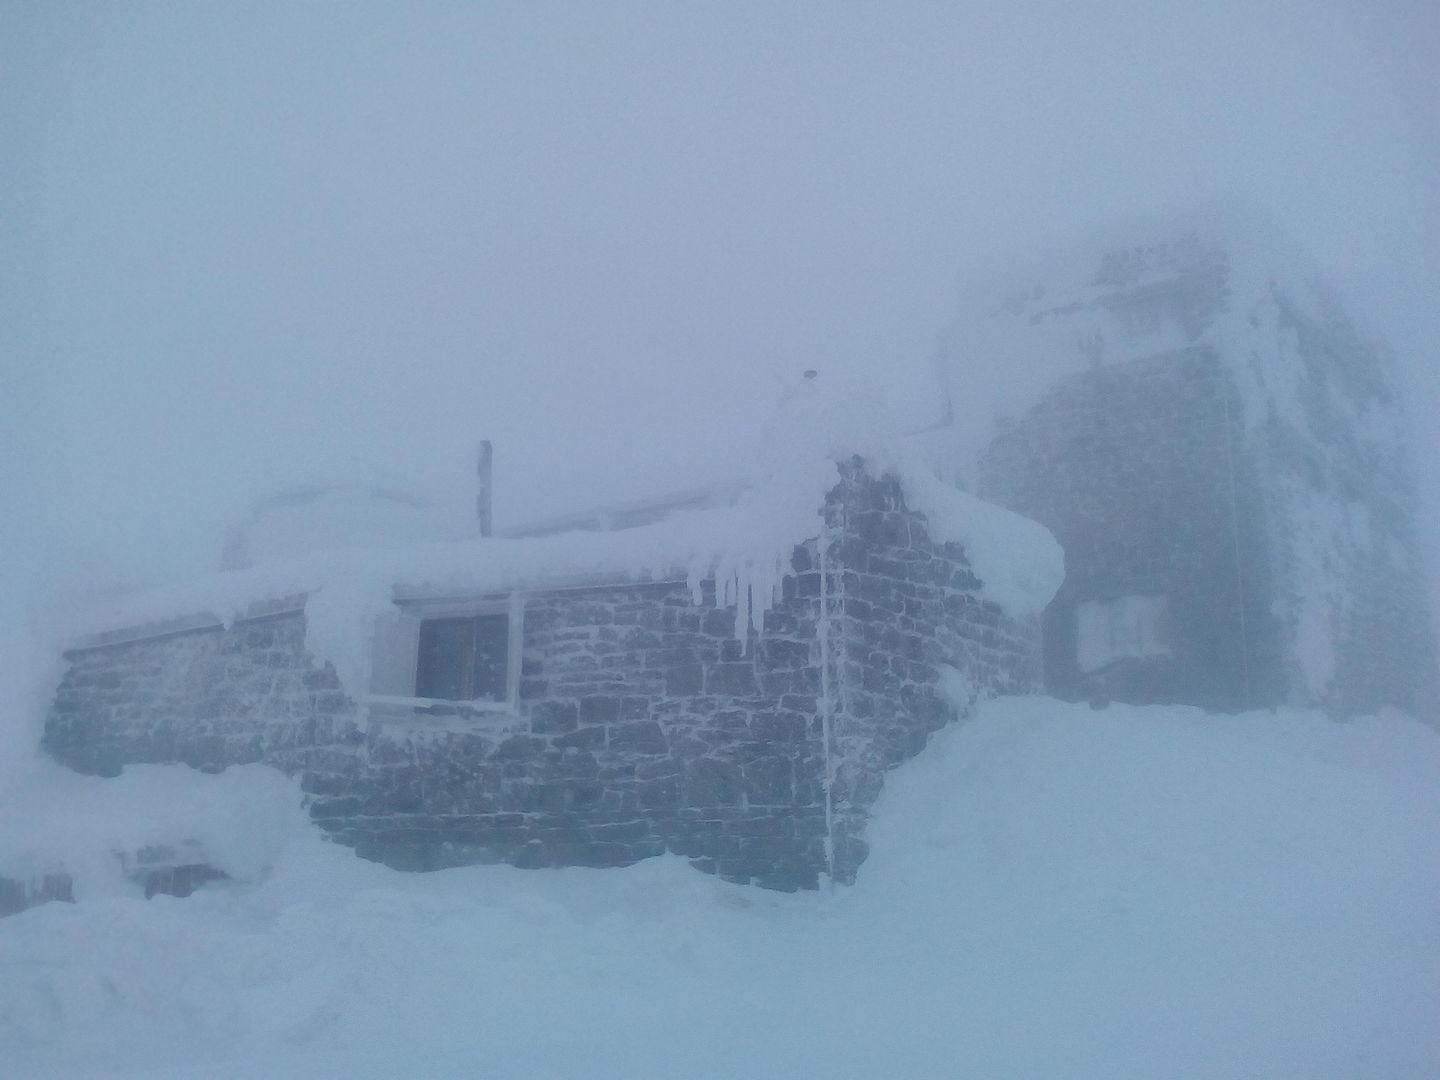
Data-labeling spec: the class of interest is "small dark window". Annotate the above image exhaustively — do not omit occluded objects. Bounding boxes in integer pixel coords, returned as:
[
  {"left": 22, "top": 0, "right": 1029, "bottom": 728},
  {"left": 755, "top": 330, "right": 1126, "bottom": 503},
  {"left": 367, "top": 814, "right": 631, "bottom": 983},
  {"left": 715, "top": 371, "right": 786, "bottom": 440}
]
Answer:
[{"left": 414, "top": 613, "right": 509, "bottom": 702}]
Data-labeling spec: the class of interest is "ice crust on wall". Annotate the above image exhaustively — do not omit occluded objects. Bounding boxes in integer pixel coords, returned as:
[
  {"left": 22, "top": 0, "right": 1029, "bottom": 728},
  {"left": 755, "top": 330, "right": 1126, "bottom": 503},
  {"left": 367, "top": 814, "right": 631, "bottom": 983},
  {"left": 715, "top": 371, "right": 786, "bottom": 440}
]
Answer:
[
  {"left": 1230, "top": 275, "right": 1415, "bottom": 702},
  {"left": 64, "top": 377, "right": 1061, "bottom": 702}
]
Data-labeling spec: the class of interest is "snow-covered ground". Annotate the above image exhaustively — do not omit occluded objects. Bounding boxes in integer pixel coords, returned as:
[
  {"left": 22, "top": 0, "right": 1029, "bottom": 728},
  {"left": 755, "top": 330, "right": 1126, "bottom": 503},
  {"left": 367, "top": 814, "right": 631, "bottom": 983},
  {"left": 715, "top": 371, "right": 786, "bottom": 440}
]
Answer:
[{"left": 3, "top": 696, "right": 1437, "bottom": 1079}]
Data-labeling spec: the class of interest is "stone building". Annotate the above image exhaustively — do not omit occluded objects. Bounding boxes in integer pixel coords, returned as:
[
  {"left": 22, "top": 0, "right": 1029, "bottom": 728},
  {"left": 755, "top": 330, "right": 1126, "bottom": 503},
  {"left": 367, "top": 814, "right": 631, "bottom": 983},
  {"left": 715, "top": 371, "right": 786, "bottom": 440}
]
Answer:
[
  {"left": 40, "top": 216, "right": 1428, "bottom": 908},
  {"left": 963, "top": 227, "right": 1437, "bottom": 718},
  {"left": 44, "top": 458, "right": 1058, "bottom": 891}
]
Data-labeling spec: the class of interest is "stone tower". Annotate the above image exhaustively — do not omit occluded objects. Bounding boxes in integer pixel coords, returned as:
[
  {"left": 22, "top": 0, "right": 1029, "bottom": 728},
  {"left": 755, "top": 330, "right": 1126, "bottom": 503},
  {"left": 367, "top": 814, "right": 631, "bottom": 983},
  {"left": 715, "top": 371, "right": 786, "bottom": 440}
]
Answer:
[{"left": 959, "top": 226, "right": 1436, "bottom": 718}]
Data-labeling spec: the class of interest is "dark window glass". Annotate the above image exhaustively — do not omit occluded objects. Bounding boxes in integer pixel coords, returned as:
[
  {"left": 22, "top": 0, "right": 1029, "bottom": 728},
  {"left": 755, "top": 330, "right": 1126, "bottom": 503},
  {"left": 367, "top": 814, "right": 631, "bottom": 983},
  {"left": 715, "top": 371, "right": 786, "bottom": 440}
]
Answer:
[{"left": 415, "top": 613, "right": 509, "bottom": 701}]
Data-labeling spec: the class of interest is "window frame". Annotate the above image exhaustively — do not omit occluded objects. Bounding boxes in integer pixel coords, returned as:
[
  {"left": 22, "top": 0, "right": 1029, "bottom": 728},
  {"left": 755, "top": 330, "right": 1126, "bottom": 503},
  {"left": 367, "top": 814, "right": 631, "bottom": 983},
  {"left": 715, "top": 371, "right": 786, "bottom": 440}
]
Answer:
[
  {"left": 366, "top": 593, "right": 524, "bottom": 714},
  {"left": 1074, "top": 593, "right": 1170, "bottom": 675}
]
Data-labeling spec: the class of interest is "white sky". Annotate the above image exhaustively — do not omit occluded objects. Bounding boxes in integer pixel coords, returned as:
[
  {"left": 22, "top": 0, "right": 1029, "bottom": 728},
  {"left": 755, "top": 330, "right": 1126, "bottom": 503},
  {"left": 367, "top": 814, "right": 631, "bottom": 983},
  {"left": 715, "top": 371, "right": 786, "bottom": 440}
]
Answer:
[{"left": 3, "top": 1, "right": 1437, "bottom": 612}]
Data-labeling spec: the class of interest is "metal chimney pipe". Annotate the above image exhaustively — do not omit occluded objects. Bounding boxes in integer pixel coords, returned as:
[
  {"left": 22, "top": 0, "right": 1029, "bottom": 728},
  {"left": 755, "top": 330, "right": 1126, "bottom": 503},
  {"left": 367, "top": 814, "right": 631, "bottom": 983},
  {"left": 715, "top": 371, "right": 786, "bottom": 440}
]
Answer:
[{"left": 477, "top": 440, "right": 493, "bottom": 538}]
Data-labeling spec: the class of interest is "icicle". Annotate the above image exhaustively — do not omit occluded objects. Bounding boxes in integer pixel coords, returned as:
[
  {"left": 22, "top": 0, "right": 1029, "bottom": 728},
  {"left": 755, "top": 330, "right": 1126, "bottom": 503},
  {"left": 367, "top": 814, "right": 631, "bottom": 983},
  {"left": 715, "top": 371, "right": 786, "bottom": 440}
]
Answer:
[{"left": 687, "top": 564, "right": 704, "bottom": 607}]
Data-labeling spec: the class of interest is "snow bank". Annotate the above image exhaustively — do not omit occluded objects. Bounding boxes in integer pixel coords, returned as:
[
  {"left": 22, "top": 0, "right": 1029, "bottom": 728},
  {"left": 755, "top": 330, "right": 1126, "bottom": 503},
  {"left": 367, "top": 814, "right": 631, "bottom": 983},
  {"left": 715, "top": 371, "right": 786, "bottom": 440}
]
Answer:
[
  {"left": 0, "top": 762, "right": 308, "bottom": 897},
  {"left": 3, "top": 696, "right": 1435, "bottom": 1079}
]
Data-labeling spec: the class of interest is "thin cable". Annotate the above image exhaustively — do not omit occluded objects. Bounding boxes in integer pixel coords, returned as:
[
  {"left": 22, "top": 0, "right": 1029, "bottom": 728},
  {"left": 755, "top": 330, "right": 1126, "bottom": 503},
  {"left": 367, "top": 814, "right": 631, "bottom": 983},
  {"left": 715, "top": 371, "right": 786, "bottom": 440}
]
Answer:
[{"left": 1220, "top": 383, "right": 1254, "bottom": 703}]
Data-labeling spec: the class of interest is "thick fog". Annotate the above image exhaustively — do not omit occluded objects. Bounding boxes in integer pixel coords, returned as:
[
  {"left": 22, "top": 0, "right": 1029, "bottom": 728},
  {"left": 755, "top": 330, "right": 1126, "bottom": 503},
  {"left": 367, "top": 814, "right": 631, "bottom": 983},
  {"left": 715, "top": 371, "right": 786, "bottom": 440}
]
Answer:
[{"left": 4, "top": 3, "right": 1437, "bottom": 627}]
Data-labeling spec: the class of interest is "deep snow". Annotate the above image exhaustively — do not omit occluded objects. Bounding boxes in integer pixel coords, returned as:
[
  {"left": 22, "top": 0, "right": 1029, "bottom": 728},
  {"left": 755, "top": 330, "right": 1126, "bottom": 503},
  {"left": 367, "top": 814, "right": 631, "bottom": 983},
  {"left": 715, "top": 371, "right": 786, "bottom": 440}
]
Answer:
[{"left": 2, "top": 696, "right": 1436, "bottom": 1079}]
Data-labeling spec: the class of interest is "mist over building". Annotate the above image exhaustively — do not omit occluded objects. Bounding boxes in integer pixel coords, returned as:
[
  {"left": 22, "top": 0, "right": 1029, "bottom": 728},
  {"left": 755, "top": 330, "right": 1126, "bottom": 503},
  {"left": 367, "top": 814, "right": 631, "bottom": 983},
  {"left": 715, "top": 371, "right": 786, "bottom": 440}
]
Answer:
[{"left": 955, "top": 223, "right": 1437, "bottom": 719}]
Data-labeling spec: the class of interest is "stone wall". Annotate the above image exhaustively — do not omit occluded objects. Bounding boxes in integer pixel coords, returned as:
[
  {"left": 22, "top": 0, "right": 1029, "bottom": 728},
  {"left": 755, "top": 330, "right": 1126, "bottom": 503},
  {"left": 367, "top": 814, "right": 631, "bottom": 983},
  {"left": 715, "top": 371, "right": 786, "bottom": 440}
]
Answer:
[
  {"left": 981, "top": 348, "right": 1284, "bottom": 711},
  {"left": 1255, "top": 285, "right": 1439, "bottom": 720},
  {"left": 979, "top": 327, "right": 1437, "bottom": 719},
  {"left": 320, "top": 577, "right": 835, "bottom": 891},
  {"left": 826, "top": 465, "right": 1040, "bottom": 878},
  {"left": 46, "top": 611, "right": 359, "bottom": 778},
  {"left": 45, "top": 465, "right": 1041, "bottom": 890},
  {"left": 0, "top": 873, "right": 73, "bottom": 920}
]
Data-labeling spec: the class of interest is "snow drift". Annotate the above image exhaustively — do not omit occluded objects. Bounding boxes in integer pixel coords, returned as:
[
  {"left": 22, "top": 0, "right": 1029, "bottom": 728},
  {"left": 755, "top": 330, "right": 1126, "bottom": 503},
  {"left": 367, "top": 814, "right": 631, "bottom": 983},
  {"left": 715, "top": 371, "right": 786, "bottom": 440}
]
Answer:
[{"left": 2, "top": 695, "right": 1435, "bottom": 1079}]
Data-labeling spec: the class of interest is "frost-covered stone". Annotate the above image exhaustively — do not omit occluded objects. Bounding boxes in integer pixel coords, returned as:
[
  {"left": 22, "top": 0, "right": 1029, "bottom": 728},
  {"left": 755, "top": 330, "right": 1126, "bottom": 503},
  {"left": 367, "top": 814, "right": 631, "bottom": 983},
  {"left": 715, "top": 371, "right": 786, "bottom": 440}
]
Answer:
[
  {"left": 969, "top": 227, "right": 1437, "bottom": 718},
  {"left": 43, "top": 463, "right": 1042, "bottom": 890}
]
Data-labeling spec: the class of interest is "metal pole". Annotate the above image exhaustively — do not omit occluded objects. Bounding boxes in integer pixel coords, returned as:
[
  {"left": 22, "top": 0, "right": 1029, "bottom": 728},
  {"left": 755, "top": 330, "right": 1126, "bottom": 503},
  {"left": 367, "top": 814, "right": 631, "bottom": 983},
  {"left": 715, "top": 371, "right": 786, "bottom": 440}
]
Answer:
[{"left": 477, "top": 440, "right": 493, "bottom": 538}]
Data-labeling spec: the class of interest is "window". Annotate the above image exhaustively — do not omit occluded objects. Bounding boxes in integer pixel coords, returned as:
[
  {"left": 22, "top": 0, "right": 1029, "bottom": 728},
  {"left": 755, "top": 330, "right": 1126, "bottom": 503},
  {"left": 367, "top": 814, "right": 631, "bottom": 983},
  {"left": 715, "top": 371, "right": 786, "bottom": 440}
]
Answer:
[
  {"left": 1075, "top": 594, "right": 1169, "bottom": 674},
  {"left": 369, "top": 596, "right": 523, "bottom": 711},
  {"left": 415, "top": 613, "right": 509, "bottom": 702}
]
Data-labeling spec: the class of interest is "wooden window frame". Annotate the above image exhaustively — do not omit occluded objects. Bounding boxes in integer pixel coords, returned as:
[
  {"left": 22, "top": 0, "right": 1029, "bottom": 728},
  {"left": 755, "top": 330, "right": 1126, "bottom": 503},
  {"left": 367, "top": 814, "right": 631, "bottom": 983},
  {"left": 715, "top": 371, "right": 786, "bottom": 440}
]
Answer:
[{"left": 366, "top": 594, "right": 524, "bottom": 714}]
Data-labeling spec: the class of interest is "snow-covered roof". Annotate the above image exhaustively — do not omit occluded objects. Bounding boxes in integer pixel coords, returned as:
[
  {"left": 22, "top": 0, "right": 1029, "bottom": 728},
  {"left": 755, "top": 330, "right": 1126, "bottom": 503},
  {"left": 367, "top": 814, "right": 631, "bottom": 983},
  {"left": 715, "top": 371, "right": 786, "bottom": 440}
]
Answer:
[
  {"left": 499, "top": 480, "right": 748, "bottom": 539},
  {"left": 64, "top": 379, "right": 1063, "bottom": 700},
  {"left": 219, "top": 484, "right": 477, "bottom": 571},
  {"left": 71, "top": 458, "right": 1061, "bottom": 628}
]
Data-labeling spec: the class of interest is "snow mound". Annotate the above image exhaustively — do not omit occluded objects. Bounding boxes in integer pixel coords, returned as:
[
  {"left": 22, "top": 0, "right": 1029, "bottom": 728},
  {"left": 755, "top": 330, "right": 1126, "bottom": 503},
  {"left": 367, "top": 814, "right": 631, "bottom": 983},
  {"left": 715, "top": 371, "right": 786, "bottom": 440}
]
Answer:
[
  {"left": 0, "top": 762, "right": 308, "bottom": 897},
  {"left": 2, "top": 696, "right": 1436, "bottom": 1079}
]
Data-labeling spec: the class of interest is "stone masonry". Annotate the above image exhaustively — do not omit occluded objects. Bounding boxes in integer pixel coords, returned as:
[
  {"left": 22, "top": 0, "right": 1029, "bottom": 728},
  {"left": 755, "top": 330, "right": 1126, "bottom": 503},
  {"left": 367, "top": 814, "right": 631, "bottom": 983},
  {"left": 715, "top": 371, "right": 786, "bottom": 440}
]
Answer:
[
  {"left": 982, "top": 347, "right": 1284, "bottom": 711},
  {"left": 45, "top": 462, "right": 1040, "bottom": 890},
  {"left": 977, "top": 234, "right": 1437, "bottom": 719}
]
